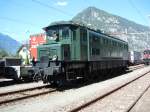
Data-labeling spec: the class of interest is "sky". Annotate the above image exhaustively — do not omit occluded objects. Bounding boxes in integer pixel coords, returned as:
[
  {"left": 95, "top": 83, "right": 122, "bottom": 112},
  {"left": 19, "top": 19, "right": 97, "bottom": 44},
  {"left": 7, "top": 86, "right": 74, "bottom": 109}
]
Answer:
[{"left": 0, "top": 0, "right": 150, "bottom": 43}]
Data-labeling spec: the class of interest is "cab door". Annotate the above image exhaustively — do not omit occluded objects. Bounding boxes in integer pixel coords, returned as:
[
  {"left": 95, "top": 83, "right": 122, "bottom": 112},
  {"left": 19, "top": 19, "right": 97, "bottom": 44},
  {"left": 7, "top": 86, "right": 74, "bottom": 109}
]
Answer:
[{"left": 62, "top": 44, "right": 70, "bottom": 60}]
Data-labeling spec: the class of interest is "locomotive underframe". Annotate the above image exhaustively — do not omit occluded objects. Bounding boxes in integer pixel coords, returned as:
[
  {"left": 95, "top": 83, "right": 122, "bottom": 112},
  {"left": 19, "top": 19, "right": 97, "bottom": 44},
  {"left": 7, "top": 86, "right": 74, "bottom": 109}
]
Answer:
[{"left": 42, "top": 59, "right": 128, "bottom": 85}]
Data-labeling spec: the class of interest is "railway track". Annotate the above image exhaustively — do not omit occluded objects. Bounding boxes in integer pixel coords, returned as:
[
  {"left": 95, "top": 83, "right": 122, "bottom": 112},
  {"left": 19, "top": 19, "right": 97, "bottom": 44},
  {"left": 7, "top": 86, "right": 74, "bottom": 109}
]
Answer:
[
  {"left": 0, "top": 85, "right": 57, "bottom": 105},
  {"left": 0, "top": 65, "right": 147, "bottom": 109},
  {"left": 0, "top": 66, "right": 149, "bottom": 112},
  {"left": 67, "top": 67, "right": 150, "bottom": 112},
  {"left": 0, "top": 79, "right": 16, "bottom": 87}
]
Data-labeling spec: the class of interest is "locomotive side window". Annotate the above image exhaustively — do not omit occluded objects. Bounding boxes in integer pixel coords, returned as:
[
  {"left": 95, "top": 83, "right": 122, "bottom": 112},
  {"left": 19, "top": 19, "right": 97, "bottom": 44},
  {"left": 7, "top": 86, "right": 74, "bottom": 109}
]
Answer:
[
  {"left": 80, "top": 28, "right": 87, "bottom": 41},
  {"left": 92, "top": 48, "right": 100, "bottom": 55},
  {"left": 62, "top": 27, "right": 69, "bottom": 38},
  {"left": 73, "top": 30, "right": 76, "bottom": 40}
]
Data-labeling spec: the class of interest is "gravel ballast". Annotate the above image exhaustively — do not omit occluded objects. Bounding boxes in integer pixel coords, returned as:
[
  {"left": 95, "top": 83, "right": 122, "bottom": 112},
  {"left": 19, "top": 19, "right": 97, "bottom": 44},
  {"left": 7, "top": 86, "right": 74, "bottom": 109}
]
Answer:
[{"left": 0, "top": 81, "right": 46, "bottom": 95}]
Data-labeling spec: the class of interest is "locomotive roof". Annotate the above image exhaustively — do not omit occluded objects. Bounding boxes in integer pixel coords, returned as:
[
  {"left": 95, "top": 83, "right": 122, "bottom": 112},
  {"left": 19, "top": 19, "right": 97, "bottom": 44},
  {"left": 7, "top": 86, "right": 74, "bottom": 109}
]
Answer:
[
  {"left": 44, "top": 21, "right": 128, "bottom": 44},
  {"left": 43, "top": 21, "right": 80, "bottom": 29}
]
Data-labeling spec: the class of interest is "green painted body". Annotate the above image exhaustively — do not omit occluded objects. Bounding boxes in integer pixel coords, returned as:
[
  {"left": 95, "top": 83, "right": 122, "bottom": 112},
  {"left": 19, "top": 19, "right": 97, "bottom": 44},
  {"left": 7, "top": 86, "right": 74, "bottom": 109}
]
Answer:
[{"left": 37, "top": 22, "right": 128, "bottom": 62}]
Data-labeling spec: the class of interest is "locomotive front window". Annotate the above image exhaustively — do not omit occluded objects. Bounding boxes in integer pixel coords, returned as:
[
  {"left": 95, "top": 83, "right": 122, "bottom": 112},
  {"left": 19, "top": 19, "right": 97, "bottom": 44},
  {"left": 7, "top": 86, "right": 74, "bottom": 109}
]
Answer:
[
  {"left": 47, "top": 29, "right": 59, "bottom": 41},
  {"left": 47, "top": 30, "right": 57, "bottom": 37},
  {"left": 46, "top": 26, "right": 70, "bottom": 40}
]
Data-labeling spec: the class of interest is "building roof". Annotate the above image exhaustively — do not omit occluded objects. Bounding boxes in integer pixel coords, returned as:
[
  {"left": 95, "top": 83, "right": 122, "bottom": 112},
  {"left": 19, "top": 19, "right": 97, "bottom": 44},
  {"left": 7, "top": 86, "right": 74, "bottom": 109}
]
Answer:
[{"left": 17, "top": 44, "right": 29, "bottom": 53}]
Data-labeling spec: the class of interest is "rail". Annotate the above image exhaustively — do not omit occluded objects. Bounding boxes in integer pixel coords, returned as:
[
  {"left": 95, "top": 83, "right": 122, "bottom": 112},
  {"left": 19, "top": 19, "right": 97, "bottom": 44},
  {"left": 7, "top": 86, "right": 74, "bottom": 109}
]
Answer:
[{"left": 0, "top": 85, "right": 56, "bottom": 105}]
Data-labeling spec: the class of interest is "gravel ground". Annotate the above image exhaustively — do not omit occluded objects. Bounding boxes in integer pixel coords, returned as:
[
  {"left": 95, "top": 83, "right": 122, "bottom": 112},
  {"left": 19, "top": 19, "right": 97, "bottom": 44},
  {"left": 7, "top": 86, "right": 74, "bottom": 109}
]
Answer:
[
  {"left": 0, "top": 81, "right": 46, "bottom": 94},
  {"left": 0, "top": 88, "right": 54, "bottom": 103},
  {"left": 129, "top": 85, "right": 150, "bottom": 112},
  {"left": 0, "top": 66, "right": 150, "bottom": 112},
  {"left": 78, "top": 71, "right": 150, "bottom": 112}
]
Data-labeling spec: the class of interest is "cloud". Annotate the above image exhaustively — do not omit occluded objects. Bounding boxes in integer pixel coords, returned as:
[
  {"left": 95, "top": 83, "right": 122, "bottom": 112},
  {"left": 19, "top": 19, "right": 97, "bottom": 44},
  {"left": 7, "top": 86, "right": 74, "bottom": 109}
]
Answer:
[{"left": 56, "top": 1, "right": 68, "bottom": 6}]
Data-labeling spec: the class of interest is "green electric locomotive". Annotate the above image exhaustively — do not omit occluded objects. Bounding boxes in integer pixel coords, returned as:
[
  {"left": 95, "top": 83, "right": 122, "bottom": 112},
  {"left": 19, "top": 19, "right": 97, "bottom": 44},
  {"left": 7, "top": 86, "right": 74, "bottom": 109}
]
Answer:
[{"left": 37, "top": 21, "right": 128, "bottom": 85}]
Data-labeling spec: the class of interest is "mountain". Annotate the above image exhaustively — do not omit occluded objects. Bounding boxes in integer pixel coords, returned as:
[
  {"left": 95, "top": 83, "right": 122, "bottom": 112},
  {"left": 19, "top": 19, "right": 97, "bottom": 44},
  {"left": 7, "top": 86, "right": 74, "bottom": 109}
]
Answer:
[
  {"left": 0, "top": 33, "right": 21, "bottom": 55},
  {"left": 72, "top": 7, "right": 150, "bottom": 51}
]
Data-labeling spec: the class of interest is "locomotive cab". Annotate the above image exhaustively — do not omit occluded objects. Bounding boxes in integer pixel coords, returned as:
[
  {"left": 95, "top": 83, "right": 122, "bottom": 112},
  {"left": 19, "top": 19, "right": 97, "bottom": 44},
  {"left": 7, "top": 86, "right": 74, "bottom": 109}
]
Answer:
[
  {"left": 37, "top": 23, "right": 76, "bottom": 84},
  {"left": 38, "top": 22, "right": 72, "bottom": 61}
]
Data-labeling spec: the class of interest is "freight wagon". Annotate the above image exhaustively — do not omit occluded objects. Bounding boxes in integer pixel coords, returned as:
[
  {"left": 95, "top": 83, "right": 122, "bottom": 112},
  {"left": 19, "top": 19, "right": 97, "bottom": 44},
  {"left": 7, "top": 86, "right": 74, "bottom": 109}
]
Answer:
[
  {"left": 0, "top": 57, "right": 40, "bottom": 81},
  {"left": 37, "top": 21, "right": 128, "bottom": 86},
  {"left": 128, "top": 51, "right": 142, "bottom": 65}
]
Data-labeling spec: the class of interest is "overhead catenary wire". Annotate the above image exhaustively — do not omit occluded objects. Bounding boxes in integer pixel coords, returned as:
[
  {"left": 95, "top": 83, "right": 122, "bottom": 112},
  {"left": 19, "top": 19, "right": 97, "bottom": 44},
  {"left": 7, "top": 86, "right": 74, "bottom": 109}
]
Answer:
[
  {"left": 128, "top": 0, "right": 149, "bottom": 25},
  {"left": 32, "top": 0, "right": 73, "bottom": 17},
  {"left": 0, "top": 16, "right": 40, "bottom": 27}
]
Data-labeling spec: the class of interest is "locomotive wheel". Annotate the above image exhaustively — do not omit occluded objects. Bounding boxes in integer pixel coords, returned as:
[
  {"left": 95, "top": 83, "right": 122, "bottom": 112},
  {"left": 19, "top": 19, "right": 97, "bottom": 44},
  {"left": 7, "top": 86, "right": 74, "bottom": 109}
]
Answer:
[
  {"left": 50, "top": 81, "right": 58, "bottom": 87},
  {"left": 50, "top": 80, "right": 64, "bottom": 87},
  {"left": 33, "top": 74, "right": 40, "bottom": 82}
]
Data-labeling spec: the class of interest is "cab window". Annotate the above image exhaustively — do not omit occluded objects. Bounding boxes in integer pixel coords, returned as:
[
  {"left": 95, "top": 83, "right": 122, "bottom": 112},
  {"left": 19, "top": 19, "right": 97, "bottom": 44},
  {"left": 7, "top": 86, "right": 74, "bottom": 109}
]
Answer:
[
  {"left": 80, "top": 29, "right": 87, "bottom": 41},
  {"left": 62, "top": 27, "right": 69, "bottom": 38}
]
